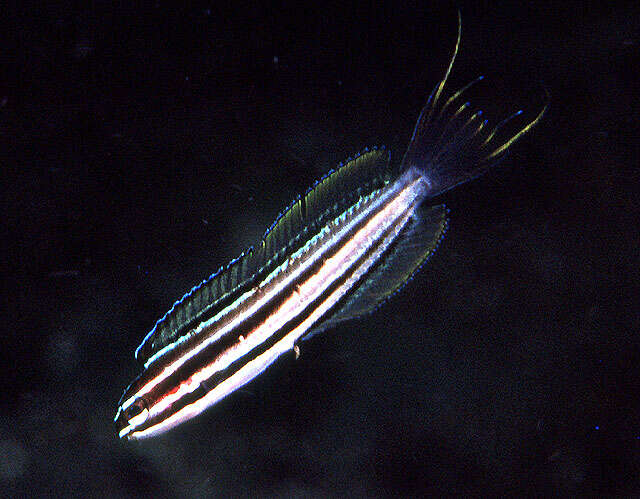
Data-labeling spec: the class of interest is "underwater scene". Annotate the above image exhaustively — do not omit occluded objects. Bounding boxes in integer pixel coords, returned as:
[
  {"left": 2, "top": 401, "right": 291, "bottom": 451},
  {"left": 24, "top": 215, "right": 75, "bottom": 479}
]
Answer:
[{"left": 2, "top": 2, "right": 639, "bottom": 496}]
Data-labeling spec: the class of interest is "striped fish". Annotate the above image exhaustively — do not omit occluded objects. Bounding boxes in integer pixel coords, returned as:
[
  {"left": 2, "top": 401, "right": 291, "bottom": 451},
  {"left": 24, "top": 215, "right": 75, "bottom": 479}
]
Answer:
[{"left": 115, "top": 16, "right": 547, "bottom": 440}]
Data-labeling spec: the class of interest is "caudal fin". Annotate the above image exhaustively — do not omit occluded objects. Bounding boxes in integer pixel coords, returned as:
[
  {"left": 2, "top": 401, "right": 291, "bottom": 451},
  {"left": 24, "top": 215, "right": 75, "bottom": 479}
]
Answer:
[{"left": 401, "top": 12, "right": 548, "bottom": 197}]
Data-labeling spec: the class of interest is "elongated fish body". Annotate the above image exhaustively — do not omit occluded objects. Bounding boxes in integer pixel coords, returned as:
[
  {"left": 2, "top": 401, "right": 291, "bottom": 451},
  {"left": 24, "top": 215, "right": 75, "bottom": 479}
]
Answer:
[{"left": 115, "top": 16, "right": 546, "bottom": 440}]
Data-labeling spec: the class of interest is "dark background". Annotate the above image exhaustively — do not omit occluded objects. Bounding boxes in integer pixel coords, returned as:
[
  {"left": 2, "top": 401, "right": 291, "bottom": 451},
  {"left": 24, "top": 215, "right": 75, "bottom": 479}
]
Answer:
[{"left": 2, "top": 1, "right": 639, "bottom": 496}]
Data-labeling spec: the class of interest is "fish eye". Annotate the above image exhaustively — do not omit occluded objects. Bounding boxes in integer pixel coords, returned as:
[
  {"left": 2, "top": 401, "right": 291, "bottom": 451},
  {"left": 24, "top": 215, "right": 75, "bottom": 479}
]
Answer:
[{"left": 124, "top": 398, "right": 149, "bottom": 427}]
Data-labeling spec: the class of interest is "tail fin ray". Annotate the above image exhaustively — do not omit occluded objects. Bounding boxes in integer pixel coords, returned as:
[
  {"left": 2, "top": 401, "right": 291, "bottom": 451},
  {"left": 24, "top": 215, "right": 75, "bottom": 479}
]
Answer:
[{"left": 401, "top": 12, "right": 548, "bottom": 197}]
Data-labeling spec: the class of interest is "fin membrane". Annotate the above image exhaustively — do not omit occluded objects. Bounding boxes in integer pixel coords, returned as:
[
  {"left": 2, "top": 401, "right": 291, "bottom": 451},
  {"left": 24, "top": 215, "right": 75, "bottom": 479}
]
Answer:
[
  {"left": 135, "top": 147, "right": 391, "bottom": 363},
  {"left": 303, "top": 203, "right": 448, "bottom": 340},
  {"left": 400, "top": 12, "right": 548, "bottom": 198}
]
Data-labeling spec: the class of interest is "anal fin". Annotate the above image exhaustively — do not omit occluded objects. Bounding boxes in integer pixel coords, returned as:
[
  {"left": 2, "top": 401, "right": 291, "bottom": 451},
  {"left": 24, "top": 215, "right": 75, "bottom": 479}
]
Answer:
[{"left": 303, "top": 203, "right": 448, "bottom": 339}]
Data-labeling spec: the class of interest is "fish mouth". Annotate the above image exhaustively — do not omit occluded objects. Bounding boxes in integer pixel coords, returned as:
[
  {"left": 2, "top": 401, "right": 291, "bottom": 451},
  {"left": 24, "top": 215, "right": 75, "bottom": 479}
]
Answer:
[
  {"left": 115, "top": 416, "right": 129, "bottom": 440},
  {"left": 114, "top": 407, "right": 131, "bottom": 440},
  {"left": 114, "top": 398, "right": 150, "bottom": 440}
]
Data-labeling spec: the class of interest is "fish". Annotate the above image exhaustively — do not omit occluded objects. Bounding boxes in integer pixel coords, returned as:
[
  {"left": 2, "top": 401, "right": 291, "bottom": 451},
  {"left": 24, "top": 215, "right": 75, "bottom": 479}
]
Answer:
[{"left": 114, "top": 14, "right": 547, "bottom": 440}]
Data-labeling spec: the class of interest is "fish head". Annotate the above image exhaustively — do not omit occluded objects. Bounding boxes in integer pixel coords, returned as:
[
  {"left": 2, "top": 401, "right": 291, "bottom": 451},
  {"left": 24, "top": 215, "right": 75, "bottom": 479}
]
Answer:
[
  {"left": 114, "top": 394, "right": 150, "bottom": 440},
  {"left": 114, "top": 373, "right": 152, "bottom": 440}
]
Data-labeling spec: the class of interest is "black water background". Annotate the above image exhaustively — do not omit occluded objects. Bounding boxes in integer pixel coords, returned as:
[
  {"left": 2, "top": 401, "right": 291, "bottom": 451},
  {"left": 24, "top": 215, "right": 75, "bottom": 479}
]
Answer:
[{"left": 2, "top": 2, "right": 639, "bottom": 496}]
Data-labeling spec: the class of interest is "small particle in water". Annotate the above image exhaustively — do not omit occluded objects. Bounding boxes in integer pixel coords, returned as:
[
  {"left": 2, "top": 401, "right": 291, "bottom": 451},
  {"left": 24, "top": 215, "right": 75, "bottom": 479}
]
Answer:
[{"left": 73, "top": 40, "right": 94, "bottom": 59}]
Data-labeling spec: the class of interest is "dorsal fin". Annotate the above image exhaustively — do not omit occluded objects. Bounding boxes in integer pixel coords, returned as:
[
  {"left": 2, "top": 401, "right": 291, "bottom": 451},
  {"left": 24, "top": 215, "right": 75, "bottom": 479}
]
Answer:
[{"left": 134, "top": 147, "right": 391, "bottom": 364}]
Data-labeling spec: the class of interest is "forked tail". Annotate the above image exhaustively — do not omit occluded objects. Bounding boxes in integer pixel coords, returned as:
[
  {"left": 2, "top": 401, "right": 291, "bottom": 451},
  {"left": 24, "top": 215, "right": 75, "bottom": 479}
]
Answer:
[{"left": 401, "top": 12, "right": 548, "bottom": 197}]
